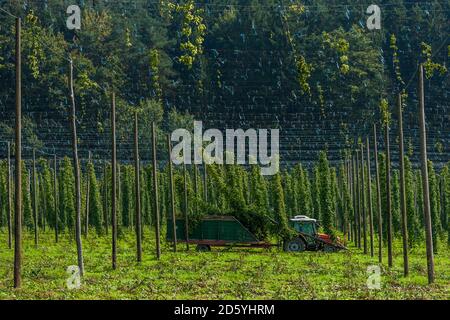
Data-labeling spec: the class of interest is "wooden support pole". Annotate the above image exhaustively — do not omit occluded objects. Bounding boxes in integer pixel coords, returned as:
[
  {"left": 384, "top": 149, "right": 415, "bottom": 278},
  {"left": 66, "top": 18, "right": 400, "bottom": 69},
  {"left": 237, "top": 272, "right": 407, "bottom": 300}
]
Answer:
[
  {"left": 14, "top": 17, "right": 22, "bottom": 289},
  {"left": 103, "top": 161, "right": 108, "bottom": 234},
  {"left": 111, "top": 92, "right": 117, "bottom": 269},
  {"left": 346, "top": 158, "right": 352, "bottom": 242},
  {"left": 373, "top": 124, "right": 383, "bottom": 263},
  {"left": 7, "top": 142, "right": 12, "bottom": 249},
  {"left": 360, "top": 143, "right": 367, "bottom": 254},
  {"left": 183, "top": 163, "right": 189, "bottom": 251},
  {"left": 385, "top": 116, "right": 393, "bottom": 268},
  {"left": 85, "top": 151, "right": 91, "bottom": 237},
  {"left": 167, "top": 134, "right": 177, "bottom": 252},
  {"left": 69, "top": 59, "right": 84, "bottom": 276},
  {"left": 32, "top": 149, "right": 38, "bottom": 246},
  {"left": 118, "top": 163, "right": 122, "bottom": 228},
  {"left": 398, "top": 93, "right": 409, "bottom": 276},
  {"left": 355, "top": 150, "right": 361, "bottom": 248},
  {"left": 366, "top": 137, "right": 374, "bottom": 257},
  {"left": 351, "top": 155, "right": 357, "bottom": 245},
  {"left": 134, "top": 112, "right": 142, "bottom": 262},
  {"left": 152, "top": 122, "right": 161, "bottom": 260},
  {"left": 41, "top": 165, "right": 47, "bottom": 232},
  {"left": 53, "top": 154, "right": 59, "bottom": 243},
  {"left": 418, "top": 64, "right": 435, "bottom": 284}
]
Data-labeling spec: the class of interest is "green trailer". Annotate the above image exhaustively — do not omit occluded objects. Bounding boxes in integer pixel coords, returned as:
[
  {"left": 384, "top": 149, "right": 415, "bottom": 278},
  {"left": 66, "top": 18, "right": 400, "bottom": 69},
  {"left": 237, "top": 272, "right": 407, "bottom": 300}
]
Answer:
[{"left": 166, "top": 216, "right": 272, "bottom": 251}]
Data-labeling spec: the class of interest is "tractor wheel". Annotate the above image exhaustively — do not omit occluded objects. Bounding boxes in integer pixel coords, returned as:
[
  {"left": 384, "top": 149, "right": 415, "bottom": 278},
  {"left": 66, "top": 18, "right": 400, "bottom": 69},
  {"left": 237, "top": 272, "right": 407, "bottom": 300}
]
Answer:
[
  {"left": 323, "top": 244, "right": 338, "bottom": 253},
  {"left": 284, "top": 238, "right": 306, "bottom": 252},
  {"left": 196, "top": 244, "right": 211, "bottom": 252}
]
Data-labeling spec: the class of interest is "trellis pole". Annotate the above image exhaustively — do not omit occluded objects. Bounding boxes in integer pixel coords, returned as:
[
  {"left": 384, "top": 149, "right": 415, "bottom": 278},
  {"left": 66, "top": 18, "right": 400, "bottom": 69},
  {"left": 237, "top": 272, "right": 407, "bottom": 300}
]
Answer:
[
  {"left": 366, "top": 137, "right": 374, "bottom": 257},
  {"left": 152, "top": 122, "right": 161, "bottom": 260},
  {"left": 7, "top": 142, "right": 12, "bottom": 249},
  {"left": 111, "top": 92, "right": 117, "bottom": 269},
  {"left": 398, "top": 93, "right": 409, "bottom": 276},
  {"left": 418, "top": 64, "right": 435, "bottom": 284},
  {"left": 167, "top": 134, "right": 177, "bottom": 252},
  {"left": 32, "top": 149, "right": 38, "bottom": 246},
  {"left": 373, "top": 124, "right": 383, "bottom": 263},
  {"left": 14, "top": 17, "right": 22, "bottom": 289},
  {"left": 69, "top": 59, "right": 84, "bottom": 276},
  {"left": 134, "top": 112, "right": 142, "bottom": 262}
]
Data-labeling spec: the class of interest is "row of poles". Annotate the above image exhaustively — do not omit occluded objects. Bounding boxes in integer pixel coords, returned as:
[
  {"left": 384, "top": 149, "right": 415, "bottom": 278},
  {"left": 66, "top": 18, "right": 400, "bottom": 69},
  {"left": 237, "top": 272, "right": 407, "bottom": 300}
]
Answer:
[
  {"left": 10, "top": 17, "right": 436, "bottom": 288},
  {"left": 342, "top": 67, "right": 435, "bottom": 284},
  {"left": 10, "top": 17, "right": 195, "bottom": 288}
]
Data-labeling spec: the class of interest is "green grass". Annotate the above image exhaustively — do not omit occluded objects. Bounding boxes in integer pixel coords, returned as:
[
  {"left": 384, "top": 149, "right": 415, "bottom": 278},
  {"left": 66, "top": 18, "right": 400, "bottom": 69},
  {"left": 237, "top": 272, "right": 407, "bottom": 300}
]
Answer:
[{"left": 0, "top": 230, "right": 448, "bottom": 300}]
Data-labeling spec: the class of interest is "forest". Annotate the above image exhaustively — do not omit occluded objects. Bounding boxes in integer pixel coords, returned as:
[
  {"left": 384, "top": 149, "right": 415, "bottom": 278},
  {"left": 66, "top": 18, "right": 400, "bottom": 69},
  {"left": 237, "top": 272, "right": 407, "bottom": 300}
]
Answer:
[{"left": 0, "top": 0, "right": 449, "bottom": 300}]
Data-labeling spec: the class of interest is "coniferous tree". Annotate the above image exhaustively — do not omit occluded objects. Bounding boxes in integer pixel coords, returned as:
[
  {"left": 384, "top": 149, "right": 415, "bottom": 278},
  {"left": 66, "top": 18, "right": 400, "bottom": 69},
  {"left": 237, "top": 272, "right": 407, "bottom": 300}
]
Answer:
[
  {"left": 405, "top": 156, "right": 422, "bottom": 246},
  {"left": 311, "top": 165, "right": 321, "bottom": 220},
  {"left": 318, "top": 151, "right": 335, "bottom": 237},
  {"left": 249, "top": 165, "right": 269, "bottom": 213},
  {"left": 415, "top": 170, "right": 424, "bottom": 227},
  {"left": 38, "top": 159, "right": 54, "bottom": 231},
  {"left": 301, "top": 166, "right": 313, "bottom": 216},
  {"left": 226, "top": 164, "right": 246, "bottom": 211},
  {"left": 59, "top": 157, "right": 75, "bottom": 232},
  {"left": 121, "top": 165, "right": 133, "bottom": 228},
  {"left": 330, "top": 167, "right": 339, "bottom": 227},
  {"left": 206, "top": 164, "right": 228, "bottom": 211},
  {"left": 87, "top": 161, "right": 103, "bottom": 234},
  {"left": 271, "top": 172, "right": 290, "bottom": 239},
  {"left": 339, "top": 163, "right": 352, "bottom": 235},
  {"left": 22, "top": 164, "right": 33, "bottom": 230},
  {"left": 282, "top": 170, "right": 295, "bottom": 216}
]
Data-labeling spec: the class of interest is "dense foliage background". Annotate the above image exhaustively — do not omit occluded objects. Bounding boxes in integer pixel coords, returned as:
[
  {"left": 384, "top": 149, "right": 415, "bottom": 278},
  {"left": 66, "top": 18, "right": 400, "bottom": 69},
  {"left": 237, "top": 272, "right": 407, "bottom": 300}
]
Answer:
[{"left": 0, "top": 0, "right": 448, "bottom": 165}]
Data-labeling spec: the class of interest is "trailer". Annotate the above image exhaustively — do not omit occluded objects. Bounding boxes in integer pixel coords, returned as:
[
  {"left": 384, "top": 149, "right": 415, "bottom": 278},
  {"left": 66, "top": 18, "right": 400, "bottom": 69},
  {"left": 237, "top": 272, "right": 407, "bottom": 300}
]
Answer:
[
  {"left": 167, "top": 215, "right": 346, "bottom": 252},
  {"left": 166, "top": 215, "right": 273, "bottom": 251}
]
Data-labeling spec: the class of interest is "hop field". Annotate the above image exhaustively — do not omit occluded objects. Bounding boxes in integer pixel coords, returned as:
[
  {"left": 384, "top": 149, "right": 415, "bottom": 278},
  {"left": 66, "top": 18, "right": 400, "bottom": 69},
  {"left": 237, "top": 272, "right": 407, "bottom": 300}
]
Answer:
[{"left": 0, "top": 231, "right": 448, "bottom": 300}]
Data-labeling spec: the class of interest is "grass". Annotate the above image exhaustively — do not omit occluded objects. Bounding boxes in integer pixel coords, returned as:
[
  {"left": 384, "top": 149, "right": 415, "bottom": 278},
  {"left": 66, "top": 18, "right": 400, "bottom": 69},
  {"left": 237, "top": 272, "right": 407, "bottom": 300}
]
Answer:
[{"left": 0, "top": 229, "right": 448, "bottom": 300}]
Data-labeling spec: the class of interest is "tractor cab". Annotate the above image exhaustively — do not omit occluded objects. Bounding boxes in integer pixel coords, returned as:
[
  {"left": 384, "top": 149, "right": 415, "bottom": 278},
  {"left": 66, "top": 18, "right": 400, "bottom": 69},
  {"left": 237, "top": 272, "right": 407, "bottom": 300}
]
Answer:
[{"left": 289, "top": 215, "right": 319, "bottom": 237}]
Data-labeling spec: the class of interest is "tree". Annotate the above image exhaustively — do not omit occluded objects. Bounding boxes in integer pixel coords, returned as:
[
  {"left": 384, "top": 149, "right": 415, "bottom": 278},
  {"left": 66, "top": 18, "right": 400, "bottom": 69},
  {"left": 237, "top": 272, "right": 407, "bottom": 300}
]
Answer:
[
  {"left": 380, "top": 97, "right": 394, "bottom": 267},
  {"left": 59, "top": 157, "right": 75, "bottom": 232},
  {"left": 318, "top": 151, "right": 335, "bottom": 237},
  {"left": 311, "top": 166, "right": 321, "bottom": 220},
  {"left": 225, "top": 164, "right": 246, "bottom": 212},
  {"left": 121, "top": 165, "right": 134, "bottom": 228},
  {"left": 282, "top": 170, "right": 296, "bottom": 216},
  {"left": 38, "top": 159, "right": 54, "bottom": 232},
  {"left": 87, "top": 161, "right": 103, "bottom": 234},
  {"left": 249, "top": 165, "right": 269, "bottom": 213},
  {"left": 300, "top": 166, "right": 313, "bottom": 217},
  {"left": 340, "top": 162, "right": 352, "bottom": 237},
  {"left": 271, "top": 172, "right": 290, "bottom": 239},
  {"left": 405, "top": 156, "right": 421, "bottom": 246},
  {"left": 22, "top": 164, "right": 33, "bottom": 230}
]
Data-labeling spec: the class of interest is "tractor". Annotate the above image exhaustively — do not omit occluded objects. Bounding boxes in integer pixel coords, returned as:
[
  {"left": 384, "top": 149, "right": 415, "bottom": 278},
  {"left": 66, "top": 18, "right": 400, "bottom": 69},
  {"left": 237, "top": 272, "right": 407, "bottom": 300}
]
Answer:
[{"left": 283, "top": 215, "right": 346, "bottom": 252}]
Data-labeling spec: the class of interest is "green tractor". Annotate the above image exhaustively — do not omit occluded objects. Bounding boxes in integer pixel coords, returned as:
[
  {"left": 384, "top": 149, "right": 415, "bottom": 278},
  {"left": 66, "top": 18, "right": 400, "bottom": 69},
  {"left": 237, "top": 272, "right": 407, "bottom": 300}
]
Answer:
[{"left": 283, "top": 216, "right": 346, "bottom": 252}]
